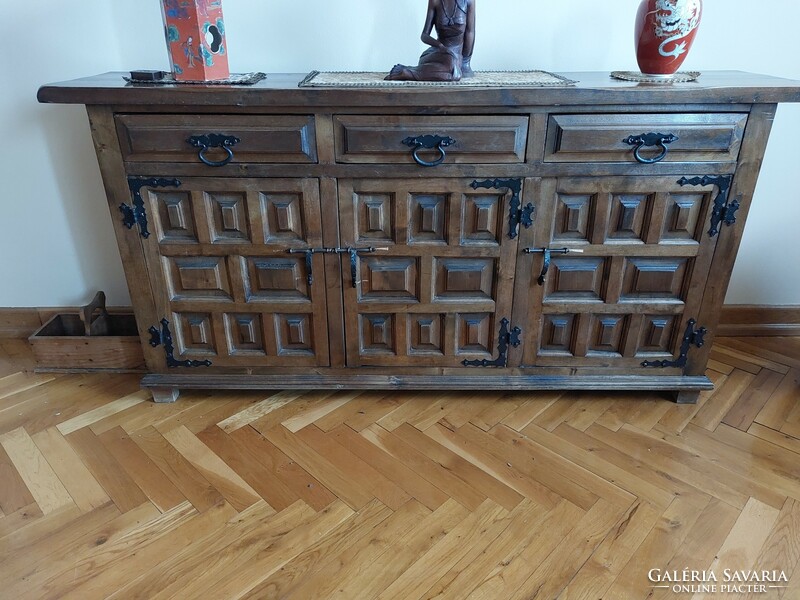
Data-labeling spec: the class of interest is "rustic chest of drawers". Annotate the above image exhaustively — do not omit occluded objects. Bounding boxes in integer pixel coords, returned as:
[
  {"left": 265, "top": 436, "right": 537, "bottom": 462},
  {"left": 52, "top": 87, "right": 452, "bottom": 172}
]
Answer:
[{"left": 38, "top": 71, "right": 800, "bottom": 402}]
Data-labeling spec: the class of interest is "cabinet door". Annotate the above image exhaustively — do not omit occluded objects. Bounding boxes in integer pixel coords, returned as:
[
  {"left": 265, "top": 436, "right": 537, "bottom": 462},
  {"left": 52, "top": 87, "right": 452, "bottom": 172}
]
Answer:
[
  {"left": 138, "top": 177, "right": 329, "bottom": 368},
  {"left": 515, "top": 176, "right": 721, "bottom": 370},
  {"left": 339, "top": 178, "right": 521, "bottom": 367}
]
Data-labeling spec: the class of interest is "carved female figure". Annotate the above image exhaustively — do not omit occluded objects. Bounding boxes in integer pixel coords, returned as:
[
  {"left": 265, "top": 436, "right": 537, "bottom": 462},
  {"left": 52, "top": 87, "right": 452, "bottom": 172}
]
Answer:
[{"left": 386, "top": 0, "right": 475, "bottom": 82}]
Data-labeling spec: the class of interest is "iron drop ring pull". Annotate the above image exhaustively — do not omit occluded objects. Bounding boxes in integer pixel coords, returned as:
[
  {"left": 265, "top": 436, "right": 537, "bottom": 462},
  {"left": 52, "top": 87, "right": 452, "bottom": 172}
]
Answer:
[
  {"left": 402, "top": 134, "right": 456, "bottom": 167},
  {"left": 187, "top": 134, "right": 241, "bottom": 167},
  {"left": 623, "top": 132, "right": 678, "bottom": 164}
]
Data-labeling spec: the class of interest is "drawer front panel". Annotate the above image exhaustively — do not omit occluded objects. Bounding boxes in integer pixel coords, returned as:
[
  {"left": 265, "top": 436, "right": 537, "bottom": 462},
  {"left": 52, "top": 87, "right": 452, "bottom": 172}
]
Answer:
[
  {"left": 116, "top": 114, "right": 317, "bottom": 164},
  {"left": 545, "top": 113, "right": 747, "bottom": 163},
  {"left": 334, "top": 115, "right": 529, "bottom": 164}
]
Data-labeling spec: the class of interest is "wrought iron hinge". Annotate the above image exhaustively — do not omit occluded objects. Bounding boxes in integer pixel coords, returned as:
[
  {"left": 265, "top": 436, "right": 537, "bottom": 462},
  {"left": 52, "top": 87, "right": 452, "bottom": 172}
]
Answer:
[
  {"left": 677, "top": 175, "right": 736, "bottom": 237},
  {"left": 641, "top": 318, "right": 707, "bottom": 369},
  {"left": 148, "top": 318, "right": 212, "bottom": 368},
  {"left": 123, "top": 178, "right": 181, "bottom": 239},
  {"left": 462, "top": 318, "right": 521, "bottom": 368},
  {"left": 470, "top": 179, "right": 532, "bottom": 240}
]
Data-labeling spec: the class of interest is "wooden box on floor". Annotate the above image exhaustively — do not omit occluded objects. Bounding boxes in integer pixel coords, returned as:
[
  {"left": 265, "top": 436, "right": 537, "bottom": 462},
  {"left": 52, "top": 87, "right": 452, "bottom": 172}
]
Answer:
[{"left": 28, "top": 292, "right": 145, "bottom": 372}]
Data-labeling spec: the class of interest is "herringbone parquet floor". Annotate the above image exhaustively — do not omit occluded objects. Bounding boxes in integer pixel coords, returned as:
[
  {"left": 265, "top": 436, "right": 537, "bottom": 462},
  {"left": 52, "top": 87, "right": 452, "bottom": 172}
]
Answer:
[{"left": 0, "top": 336, "right": 798, "bottom": 599}]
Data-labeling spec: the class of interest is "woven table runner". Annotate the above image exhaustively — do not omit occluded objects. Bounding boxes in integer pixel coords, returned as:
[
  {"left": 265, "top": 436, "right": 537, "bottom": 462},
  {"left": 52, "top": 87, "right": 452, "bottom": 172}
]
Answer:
[{"left": 299, "top": 70, "right": 576, "bottom": 88}]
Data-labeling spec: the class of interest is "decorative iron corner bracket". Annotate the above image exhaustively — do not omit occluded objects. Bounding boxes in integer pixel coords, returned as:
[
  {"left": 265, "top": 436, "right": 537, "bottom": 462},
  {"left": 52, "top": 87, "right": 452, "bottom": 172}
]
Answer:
[
  {"left": 470, "top": 179, "right": 531, "bottom": 240},
  {"left": 641, "top": 318, "right": 707, "bottom": 369},
  {"left": 148, "top": 318, "right": 212, "bottom": 368},
  {"left": 677, "top": 175, "right": 735, "bottom": 237},
  {"left": 123, "top": 178, "right": 181, "bottom": 239},
  {"left": 462, "top": 318, "right": 521, "bottom": 368}
]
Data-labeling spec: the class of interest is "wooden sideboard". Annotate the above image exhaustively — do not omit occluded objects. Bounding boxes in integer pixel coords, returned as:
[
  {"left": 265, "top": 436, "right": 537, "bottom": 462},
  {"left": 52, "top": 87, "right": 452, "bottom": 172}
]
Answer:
[{"left": 38, "top": 71, "right": 800, "bottom": 403}]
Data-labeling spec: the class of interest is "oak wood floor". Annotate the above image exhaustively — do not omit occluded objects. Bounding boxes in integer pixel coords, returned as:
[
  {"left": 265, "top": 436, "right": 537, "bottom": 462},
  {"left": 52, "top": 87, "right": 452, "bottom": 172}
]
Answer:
[{"left": 0, "top": 336, "right": 799, "bottom": 599}]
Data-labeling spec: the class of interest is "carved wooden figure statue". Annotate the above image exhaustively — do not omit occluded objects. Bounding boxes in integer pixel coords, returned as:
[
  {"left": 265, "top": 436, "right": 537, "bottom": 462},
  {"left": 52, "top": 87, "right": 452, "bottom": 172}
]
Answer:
[{"left": 386, "top": 0, "right": 475, "bottom": 82}]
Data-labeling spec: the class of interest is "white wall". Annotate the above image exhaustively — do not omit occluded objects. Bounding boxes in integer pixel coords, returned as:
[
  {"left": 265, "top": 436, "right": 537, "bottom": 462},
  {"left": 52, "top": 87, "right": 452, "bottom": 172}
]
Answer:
[{"left": 2, "top": 0, "right": 798, "bottom": 306}]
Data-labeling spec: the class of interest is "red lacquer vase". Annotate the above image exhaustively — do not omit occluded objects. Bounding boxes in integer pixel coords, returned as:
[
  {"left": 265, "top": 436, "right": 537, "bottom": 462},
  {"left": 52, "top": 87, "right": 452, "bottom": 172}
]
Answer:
[{"left": 635, "top": 0, "right": 702, "bottom": 76}]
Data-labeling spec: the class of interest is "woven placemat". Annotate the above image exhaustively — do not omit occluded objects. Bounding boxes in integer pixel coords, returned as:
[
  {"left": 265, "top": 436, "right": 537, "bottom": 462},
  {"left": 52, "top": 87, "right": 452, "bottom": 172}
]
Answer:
[
  {"left": 123, "top": 72, "right": 267, "bottom": 86},
  {"left": 299, "top": 70, "right": 577, "bottom": 88}
]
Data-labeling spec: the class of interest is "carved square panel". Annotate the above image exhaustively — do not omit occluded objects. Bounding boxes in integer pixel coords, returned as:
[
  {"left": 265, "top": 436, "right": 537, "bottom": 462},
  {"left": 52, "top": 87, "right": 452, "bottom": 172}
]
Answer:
[
  {"left": 165, "top": 256, "right": 232, "bottom": 301},
  {"left": 539, "top": 314, "right": 575, "bottom": 356},
  {"left": 434, "top": 258, "right": 495, "bottom": 301},
  {"left": 243, "top": 256, "right": 309, "bottom": 302},
  {"left": 408, "top": 314, "right": 444, "bottom": 356},
  {"left": 359, "top": 314, "right": 396, "bottom": 356},
  {"left": 457, "top": 313, "right": 492, "bottom": 355},
  {"left": 206, "top": 192, "right": 250, "bottom": 243},
  {"left": 621, "top": 258, "right": 689, "bottom": 301},
  {"left": 224, "top": 313, "right": 266, "bottom": 356},
  {"left": 637, "top": 315, "right": 678, "bottom": 356},
  {"left": 260, "top": 193, "right": 305, "bottom": 244},
  {"left": 360, "top": 257, "right": 418, "bottom": 301},
  {"left": 587, "top": 314, "right": 628, "bottom": 356},
  {"left": 661, "top": 193, "right": 706, "bottom": 242},
  {"left": 152, "top": 191, "right": 198, "bottom": 243},
  {"left": 173, "top": 312, "right": 216, "bottom": 356},
  {"left": 355, "top": 193, "right": 394, "bottom": 244},
  {"left": 608, "top": 194, "right": 652, "bottom": 242},
  {"left": 544, "top": 257, "right": 605, "bottom": 302},
  {"left": 553, "top": 194, "right": 594, "bottom": 243},
  {"left": 461, "top": 194, "right": 502, "bottom": 245},
  {"left": 274, "top": 314, "right": 315, "bottom": 357},
  {"left": 409, "top": 194, "right": 447, "bottom": 245}
]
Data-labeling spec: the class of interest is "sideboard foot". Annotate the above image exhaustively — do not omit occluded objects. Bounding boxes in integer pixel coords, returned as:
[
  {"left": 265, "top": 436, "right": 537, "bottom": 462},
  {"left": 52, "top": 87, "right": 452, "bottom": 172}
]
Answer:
[
  {"left": 151, "top": 387, "right": 180, "bottom": 403},
  {"left": 674, "top": 390, "right": 700, "bottom": 405}
]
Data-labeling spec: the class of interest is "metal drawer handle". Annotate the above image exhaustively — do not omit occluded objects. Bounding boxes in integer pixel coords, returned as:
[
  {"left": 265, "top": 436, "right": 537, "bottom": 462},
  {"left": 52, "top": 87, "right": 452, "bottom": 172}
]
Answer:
[
  {"left": 623, "top": 132, "right": 678, "bottom": 164},
  {"left": 402, "top": 134, "right": 456, "bottom": 167},
  {"left": 187, "top": 134, "right": 241, "bottom": 167}
]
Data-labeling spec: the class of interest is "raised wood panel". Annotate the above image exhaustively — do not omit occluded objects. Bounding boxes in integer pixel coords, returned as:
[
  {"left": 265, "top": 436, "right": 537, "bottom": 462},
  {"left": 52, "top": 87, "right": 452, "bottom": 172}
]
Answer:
[
  {"left": 115, "top": 114, "right": 318, "bottom": 164},
  {"left": 637, "top": 315, "right": 679, "bottom": 356},
  {"left": 620, "top": 258, "right": 689, "bottom": 302},
  {"left": 224, "top": 313, "right": 266, "bottom": 356},
  {"left": 608, "top": 194, "right": 652, "bottom": 243},
  {"left": 408, "top": 314, "right": 445, "bottom": 356},
  {"left": 409, "top": 194, "right": 447, "bottom": 245},
  {"left": 259, "top": 192, "right": 306, "bottom": 245},
  {"left": 661, "top": 192, "right": 706, "bottom": 242},
  {"left": 355, "top": 193, "right": 394, "bottom": 245},
  {"left": 150, "top": 190, "right": 198, "bottom": 243},
  {"left": 334, "top": 115, "right": 529, "bottom": 164},
  {"left": 457, "top": 313, "right": 492, "bottom": 356},
  {"left": 164, "top": 256, "right": 233, "bottom": 302},
  {"left": 539, "top": 314, "right": 576, "bottom": 356},
  {"left": 552, "top": 194, "right": 593, "bottom": 244},
  {"left": 173, "top": 312, "right": 216, "bottom": 356},
  {"left": 544, "top": 257, "right": 606, "bottom": 302},
  {"left": 243, "top": 256, "right": 310, "bottom": 302},
  {"left": 544, "top": 112, "right": 748, "bottom": 163},
  {"left": 461, "top": 194, "right": 501, "bottom": 246},
  {"left": 360, "top": 257, "right": 419, "bottom": 302},
  {"left": 205, "top": 192, "right": 250, "bottom": 243},
  {"left": 587, "top": 314, "right": 628, "bottom": 357},
  {"left": 434, "top": 258, "right": 495, "bottom": 301}
]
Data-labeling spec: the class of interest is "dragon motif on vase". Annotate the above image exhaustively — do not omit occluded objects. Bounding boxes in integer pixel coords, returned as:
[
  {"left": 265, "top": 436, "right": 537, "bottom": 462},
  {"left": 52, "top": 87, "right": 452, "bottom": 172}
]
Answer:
[{"left": 651, "top": 0, "right": 702, "bottom": 59}]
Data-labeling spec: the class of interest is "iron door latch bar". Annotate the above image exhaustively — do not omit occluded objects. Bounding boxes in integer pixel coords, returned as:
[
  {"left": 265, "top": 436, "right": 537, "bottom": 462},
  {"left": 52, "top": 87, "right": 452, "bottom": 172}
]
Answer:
[
  {"left": 123, "top": 177, "right": 181, "bottom": 239},
  {"left": 286, "top": 248, "right": 317, "bottom": 286},
  {"left": 677, "top": 175, "right": 736, "bottom": 237},
  {"left": 462, "top": 318, "right": 521, "bottom": 368},
  {"left": 524, "top": 247, "right": 586, "bottom": 285},
  {"left": 470, "top": 178, "right": 531, "bottom": 240},
  {"left": 149, "top": 318, "right": 212, "bottom": 368},
  {"left": 641, "top": 318, "right": 707, "bottom": 369}
]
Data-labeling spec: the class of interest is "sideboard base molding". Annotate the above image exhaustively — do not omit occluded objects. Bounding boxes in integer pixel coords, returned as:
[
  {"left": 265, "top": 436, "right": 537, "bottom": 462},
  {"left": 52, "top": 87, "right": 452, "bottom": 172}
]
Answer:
[{"left": 140, "top": 373, "right": 714, "bottom": 404}]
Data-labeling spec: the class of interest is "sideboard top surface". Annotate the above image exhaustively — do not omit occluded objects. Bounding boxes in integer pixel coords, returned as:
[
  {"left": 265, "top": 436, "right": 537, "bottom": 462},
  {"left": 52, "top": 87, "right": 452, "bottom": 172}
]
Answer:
[{"left": 38, "top": 71, "right": 800, "bottom": 108}]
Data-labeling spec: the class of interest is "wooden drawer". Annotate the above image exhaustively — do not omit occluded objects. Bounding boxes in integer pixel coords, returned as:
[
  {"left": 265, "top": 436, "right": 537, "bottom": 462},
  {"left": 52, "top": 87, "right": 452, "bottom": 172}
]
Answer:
[
  {"left": 334, "top": 115, "right": 529, "bottom": 164},
  {"left": 544, "top": 113, "right": 747, "bottom": 163},
  {"left": 115, "top": 114, "right": 317, "bottom": 164}
]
